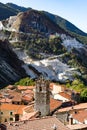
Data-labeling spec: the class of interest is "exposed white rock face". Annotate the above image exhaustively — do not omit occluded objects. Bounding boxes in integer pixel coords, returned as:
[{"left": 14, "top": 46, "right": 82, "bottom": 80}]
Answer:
[
  {"left": 7, "top": 16, "right": 17, "bottom": 28},
  {"left": 13, "top": 48, "right": 32, "bottom": 63},
  {"left": 30, "top": 58, "right": 79, "bottom": 82},
  {"left": 13, "top": 48, "right": 37, "bottom": 78},
  {"left": 61, "top": 34, "right": 83, "bottom": 51},
  {"left": 0, "top": 16, "right": 17, "bottom": 32},
  {"left": 0, "top": 21, "right": 4, "bottom": 30},
  {"left": 14, "top": 48, "right": 80, "bottom": 82}
]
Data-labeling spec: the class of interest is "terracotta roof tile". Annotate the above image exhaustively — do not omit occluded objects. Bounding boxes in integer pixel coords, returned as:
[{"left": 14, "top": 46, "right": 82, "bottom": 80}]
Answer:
[
  {"left": 67, "top": 124, "right": 87, "bottom": 130},
  {"left": 0, "top": 104, "right": 26, "bottom": 114},
  {"left": 59, "top": 92, "right": 71, "bottom": 100},
  {"left": 20, "top": 111, "right": 39, "bottom": 121},
  {"left": 50, "top": 83, "right": 54, "bottom": 90},
  {"left": 50, "top": 98, "right": 62, "bottom": 111},
  {"left": 6, "top": 116, "right": 70, "bottom": 130},
  {"left": 6, "top": 85, "right": 15, "bottom": 89},
  {"left": 24, "top": 89, "right": 34, "bottom": 95},
  {"left": 0, "top": 98, "right": 12, "bottom": 103},
  {"left": 58, "top": 103, "right": 87, "bottom": 113},
  {"left": 17, "top": 86, "right": 34, "bottom": 91},
  {"left": 72, "top": 110, "right": 87, "bottom": 123},
  {"left": 0, "top": 93, "right": 3, "bottom": 98},
  {"left": 23, "top": 104, "right": 34, "bottom": 113},
  {"left": 50, "top": 83, "right": 65, "bottom": 91},
  {"left": 22, "top": 95, "right": 33, "bottom": 102}
]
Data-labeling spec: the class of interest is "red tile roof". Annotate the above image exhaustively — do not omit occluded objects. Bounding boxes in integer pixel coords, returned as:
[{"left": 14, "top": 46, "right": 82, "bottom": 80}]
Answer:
[
  {"left": 22, "top": 95, "right": 33, "bottom": 102},
  {"left": 6, "top": 85, "right": 15, "bottom": 89},
  {"left": 20, "top": 111, "right": 39, "bottom": 121},
  {"left": 23, "top": 104, "right": 34, "bottom": 113},
  {"left": 6, "top": 116, "right": 70, "bottom": 130},
  {"left": 22, "top": 97, "right": 62, "bottom": 113},
  {"left": 0, "top": 104, "right": 26, "bottom": 114},
  {"left": 0, "top": 98, "right": 12, "bottom": 103},
  {"left": 50, "top": 83, "right": 54, "bottom": 90},
  {"left": 17, "top": 86, "right": 34, "bottom": 91},
  {"left": 67, "top": 124, "right": 87, "bottom": 130},
  {"left": 50, "top": 98, "right": 62, "bottom": 112},
  {"left": 72, "top": 110, "right": 87, "bottom": 123},
  {"left": 58, "top": 103, "right": 87, "bottom": 113},
  {"left": 58, "top": 92, "right": 71, "bottom": 100},
  {"left": 24, "top": 90, "right": 33, "bottom": 94},
  {"left": 50, "top": 83, "right": 65, "bottom": 91},
  {"left": 0, "top": 93, "right": 3, "bottom": 98}
]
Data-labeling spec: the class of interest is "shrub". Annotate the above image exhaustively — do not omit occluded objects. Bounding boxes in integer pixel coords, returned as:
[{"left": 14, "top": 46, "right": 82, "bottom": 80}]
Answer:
[{"left": 15, "top": 77, "right": 35, "bottom": 86}]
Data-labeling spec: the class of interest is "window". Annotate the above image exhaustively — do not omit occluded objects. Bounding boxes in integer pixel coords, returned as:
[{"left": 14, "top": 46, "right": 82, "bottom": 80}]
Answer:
[
  {"left": 15, "top": 114, "right": 19, "bottom": 121},
  {"left": 5, "top": 118, "right": 7, "bottom": 122},
  {"left": 1, "top": 112, "right": 3, "bottom": 115},
  {"left": 10, "top": 118, "right": 13, "bottom": 121},
  {"left": 39, "top": 86, "right": 42, "bottom": 92},
  {"left": 10, "top": 112, "right": 13, "bottom": 115}
]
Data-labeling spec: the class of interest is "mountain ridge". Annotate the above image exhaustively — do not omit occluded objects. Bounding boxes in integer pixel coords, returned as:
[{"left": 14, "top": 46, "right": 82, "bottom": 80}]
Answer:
[
  {"left": 6, "top": 3, "right": 32, "bottom": 12},
  {"left": 0, "top": 3, "right": 87, "bottom": 87},
  {"left": 0, "top": 2, "right": 86, "bottom": 37},
  {"left": 0, "top": 2, "right": 17, "bottom": 20},
  {"left": 44, "top": 11, "right": 87, "bottom": 36}
]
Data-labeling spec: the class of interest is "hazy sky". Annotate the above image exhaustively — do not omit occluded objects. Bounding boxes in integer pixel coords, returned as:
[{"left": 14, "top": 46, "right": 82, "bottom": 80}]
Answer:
[{"left": 1, "top": 0, "right": 87, "bottom": 33}]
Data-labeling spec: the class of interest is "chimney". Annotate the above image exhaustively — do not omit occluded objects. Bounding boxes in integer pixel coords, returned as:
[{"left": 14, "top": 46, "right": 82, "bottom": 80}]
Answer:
[
  {"left": 52, "top": 124, "right": 57, "bottom": 130},
  {"left": 84, "top": 119, "right": 87, "bottom": 124},
  {"left": 69, "top": 114, "right": 73, "bottom": 125}
]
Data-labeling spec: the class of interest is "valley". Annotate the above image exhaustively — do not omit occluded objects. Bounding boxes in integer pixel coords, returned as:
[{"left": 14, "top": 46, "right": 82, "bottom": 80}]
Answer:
[
  {"left": 0, "top": 5, "right": 86, "bottom": 88},
  {"left": 0, "top": 2, "right": 87, "bottom": 129}
]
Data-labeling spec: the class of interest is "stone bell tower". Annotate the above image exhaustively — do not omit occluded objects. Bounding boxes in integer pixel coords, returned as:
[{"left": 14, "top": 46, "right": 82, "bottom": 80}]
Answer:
[{"left": 34, "top": 76, "right": 50, "bottom": 116}]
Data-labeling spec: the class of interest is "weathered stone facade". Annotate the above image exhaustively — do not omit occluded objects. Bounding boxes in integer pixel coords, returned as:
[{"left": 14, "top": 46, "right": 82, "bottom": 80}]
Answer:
[{"left": 34, "top": 77, "right": 50, "bottom": 116}]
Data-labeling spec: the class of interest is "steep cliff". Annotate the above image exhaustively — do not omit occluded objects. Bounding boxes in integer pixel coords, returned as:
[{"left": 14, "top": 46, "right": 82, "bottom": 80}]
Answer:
[{"left": 0, "top": 39, "right": 27, "bottom": 87}]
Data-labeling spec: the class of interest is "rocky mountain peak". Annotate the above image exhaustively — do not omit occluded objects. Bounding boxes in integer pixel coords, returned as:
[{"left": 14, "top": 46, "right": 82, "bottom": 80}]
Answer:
[
  {"left": 0, "top": 4, "right": 87, "bottom": 87},
  {"left": 8, "top": 9, "right": 67, "bottom": 34}
]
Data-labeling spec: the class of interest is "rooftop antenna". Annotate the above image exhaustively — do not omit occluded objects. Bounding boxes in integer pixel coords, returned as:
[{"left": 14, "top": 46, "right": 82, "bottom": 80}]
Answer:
[{"left": 52, "top": 124, "right": 58, "bottom": 130}]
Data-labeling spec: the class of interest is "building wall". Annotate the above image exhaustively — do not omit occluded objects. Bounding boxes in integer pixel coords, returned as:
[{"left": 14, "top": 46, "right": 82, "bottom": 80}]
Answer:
[
  {"left": 56, "top": 112, "right": 69, "bottom": 124},
  {"left": 0, "top": 110, "right": 22, "bottom": 123},
  {"left": 34, "top": 78, "right": 50, "bottom": 116},
  {"left": 54, "top": 94, "right": 69, "bottom": 102},
  {"left": 52, "top": 85, "right": 64, "bottom": 94},
  {"left": 0, "top": 110, "right": 15, "bottom": 122}
]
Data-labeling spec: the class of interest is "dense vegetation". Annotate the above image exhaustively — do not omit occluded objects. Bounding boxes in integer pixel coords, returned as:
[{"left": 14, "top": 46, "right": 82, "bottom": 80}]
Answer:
[
  {"left": 61, "top": 50, "right": 87, "bottom": 85},
  {"left": 11, "top": 34, "right": 66, "bottom": 59},
  {"left": 0, "top": 2, "right": 87, "bottom": 45},
  {"left": 44, "top": 12, "right": 87, "bottom": 44},
  {"left": 66, "top": 78, "right": 87, "bottom": 102},
  {"left": 15, "top": 77, "right": 35, "bottom": 86},
  {"left": 0, "top": 2, "right": 86, "bottom": 94},
  {"left": 0, "top": 2, "right": 17, "bottom": 20},
  {"left": 6, "top": 3, "right": 31, "bottom": 12},
  {"left": 0, "top": 2, "right": 31, "bottom": 21}
]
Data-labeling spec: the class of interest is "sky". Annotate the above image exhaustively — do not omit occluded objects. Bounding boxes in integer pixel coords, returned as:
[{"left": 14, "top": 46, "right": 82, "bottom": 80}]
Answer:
[{"left": 1, "top": 0, "right": 87, "bottom": 33}]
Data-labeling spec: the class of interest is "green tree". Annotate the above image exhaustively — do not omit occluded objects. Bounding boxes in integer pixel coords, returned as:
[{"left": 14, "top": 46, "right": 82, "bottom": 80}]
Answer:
[
  {"left": 80, "top": 89, "right": 87, "bottom": 102},
  {"left": 15, "top": 77, "right": 35, "bottom": 86}
]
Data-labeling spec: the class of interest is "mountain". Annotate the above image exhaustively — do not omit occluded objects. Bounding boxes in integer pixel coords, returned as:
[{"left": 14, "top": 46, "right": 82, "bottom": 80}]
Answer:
[
  {"left": 44, "top": 11, "right": 87, "bottom": 36},
  {"left": 44, "top": 11, "right": 87, "bottom": 44},
  {"left": 6, "top": 3, "right": 31, "bottom": 12},
  {"left": 0, "top": 2, "right": 17, "bottom": 20},
  {"left": 0, "top": 2, "right": 31, "bottom": 21},
  {"left": 0, "top": 39, "right": 27, "bottom": 87},
  {"left": 0, "top": 2, "right": 87, "bottom": 44},
  {"left": 0, "top": 9, "right": 69, "bottom": 56},
  {"left": 10, "top": 10, "right": 68, "bottom": 34},
  {"left": 0, "top": 6, "right": 87, "bottom": 87}
]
